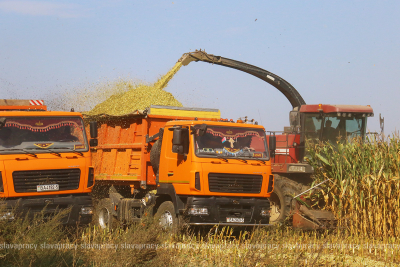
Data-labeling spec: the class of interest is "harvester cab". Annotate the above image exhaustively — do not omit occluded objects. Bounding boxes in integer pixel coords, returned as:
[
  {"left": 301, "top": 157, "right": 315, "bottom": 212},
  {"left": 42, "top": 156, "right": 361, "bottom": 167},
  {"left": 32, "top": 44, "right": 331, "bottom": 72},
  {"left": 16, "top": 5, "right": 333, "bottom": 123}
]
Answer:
[
  {"left": 278, "top": 104, "right": 374, "bottom": 166},
  {"left": 291, "top": 104, "right": 373, "bottom": 144},
  {"left": 178, "top": 50, "right": 374, "bottom": 229}
]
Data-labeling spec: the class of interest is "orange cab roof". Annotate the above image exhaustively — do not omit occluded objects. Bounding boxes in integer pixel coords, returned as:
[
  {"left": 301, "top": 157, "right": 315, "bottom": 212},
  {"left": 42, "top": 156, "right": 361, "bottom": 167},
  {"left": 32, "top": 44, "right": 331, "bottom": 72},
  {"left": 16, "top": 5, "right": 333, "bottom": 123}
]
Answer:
[
  {"left": 0, "top": 99, "right": 47, "bottom": 111},
  {"left": 0, "top": 110, "right": 83, "bottom": 117}
]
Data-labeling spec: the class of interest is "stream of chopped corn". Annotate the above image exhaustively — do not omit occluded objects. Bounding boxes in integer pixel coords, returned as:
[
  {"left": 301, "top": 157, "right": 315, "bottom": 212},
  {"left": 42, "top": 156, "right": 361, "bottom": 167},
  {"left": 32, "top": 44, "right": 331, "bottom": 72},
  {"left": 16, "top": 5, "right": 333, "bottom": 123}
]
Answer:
[{"left": 86, "top": 62, "right": 183, "bottom": 115}]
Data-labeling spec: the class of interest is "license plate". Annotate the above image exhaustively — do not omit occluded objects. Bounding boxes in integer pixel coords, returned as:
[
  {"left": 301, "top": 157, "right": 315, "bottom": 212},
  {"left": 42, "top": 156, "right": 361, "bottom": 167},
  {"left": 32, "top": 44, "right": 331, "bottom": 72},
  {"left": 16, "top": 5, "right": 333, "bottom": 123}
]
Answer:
[
  {"left": 226, "top": 217, "right": 244, "bottom": 223},
  {"left": 37, "top": 184, "right": 59, "bottom": 192}
]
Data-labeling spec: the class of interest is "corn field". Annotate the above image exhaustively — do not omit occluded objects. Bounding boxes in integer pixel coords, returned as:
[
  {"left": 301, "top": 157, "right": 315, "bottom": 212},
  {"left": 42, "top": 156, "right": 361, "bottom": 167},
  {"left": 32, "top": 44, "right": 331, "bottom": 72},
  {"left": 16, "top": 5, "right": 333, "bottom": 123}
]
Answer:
[
  {"left": 2, "top": 135, "right": 400, "bottom": 266},
  {"left": 306, "top": 135, "right": 400, "bottom": 238}
]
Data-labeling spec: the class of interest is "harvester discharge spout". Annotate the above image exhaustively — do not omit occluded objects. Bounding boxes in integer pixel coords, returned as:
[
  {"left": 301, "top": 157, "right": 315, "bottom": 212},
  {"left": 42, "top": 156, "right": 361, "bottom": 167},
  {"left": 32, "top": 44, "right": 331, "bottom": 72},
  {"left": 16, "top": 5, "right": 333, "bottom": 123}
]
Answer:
[{"left": 178, "top": 50, "right": 306, "bottom": 109}]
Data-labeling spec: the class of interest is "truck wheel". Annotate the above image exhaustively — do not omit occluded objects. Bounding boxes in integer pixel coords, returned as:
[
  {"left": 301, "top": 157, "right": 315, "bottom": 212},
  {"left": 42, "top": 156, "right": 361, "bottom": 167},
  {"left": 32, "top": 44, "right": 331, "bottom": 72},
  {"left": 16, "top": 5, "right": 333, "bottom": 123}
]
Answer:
[
  {"left": 269, "top": 181, "right": 296, "bottom": 224},
  {"left": 155, "top": 201, "right": 178, "bottom": 230},
  {"left": 150, "top": 139, "right": 162, "bottom": 176},
  {"left": 95, "top": 198, "right": 117, "bottom": 230}
]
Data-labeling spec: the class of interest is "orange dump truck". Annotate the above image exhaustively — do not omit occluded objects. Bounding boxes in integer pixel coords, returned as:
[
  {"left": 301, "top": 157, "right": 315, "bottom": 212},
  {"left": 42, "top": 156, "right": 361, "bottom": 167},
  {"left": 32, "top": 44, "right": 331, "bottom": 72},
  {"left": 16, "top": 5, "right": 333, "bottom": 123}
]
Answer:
[
  {"left": 0, "top": 99, "right": 94, "bottom": 224},
  {"left": 85, "top": 105, "right": 274, "bottom": 228}
]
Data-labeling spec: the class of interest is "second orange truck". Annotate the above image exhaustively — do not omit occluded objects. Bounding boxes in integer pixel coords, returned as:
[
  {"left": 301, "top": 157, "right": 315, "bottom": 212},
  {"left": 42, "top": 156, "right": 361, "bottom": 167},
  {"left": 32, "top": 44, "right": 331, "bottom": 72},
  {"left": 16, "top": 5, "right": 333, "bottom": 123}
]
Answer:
[{"left": 86, "top": 105, "right": 274, "bottom": 228}]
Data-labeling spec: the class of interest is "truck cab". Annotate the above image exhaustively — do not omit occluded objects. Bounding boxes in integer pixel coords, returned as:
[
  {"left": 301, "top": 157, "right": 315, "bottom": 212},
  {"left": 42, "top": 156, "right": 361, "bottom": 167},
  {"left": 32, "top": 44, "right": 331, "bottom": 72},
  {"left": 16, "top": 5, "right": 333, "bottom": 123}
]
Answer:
[
  {"left": 0, "top": 100, "right": 94, "bottom": 224},
  {"left": 158, "top": 120, "right": 273, "bottom": 225}
]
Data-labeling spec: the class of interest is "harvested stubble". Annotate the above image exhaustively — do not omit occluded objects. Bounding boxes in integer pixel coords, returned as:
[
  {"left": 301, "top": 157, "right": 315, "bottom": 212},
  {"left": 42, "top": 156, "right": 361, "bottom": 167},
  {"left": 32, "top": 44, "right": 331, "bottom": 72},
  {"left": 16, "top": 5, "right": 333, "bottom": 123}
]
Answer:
[
  {"left": 306, "top": 135, "right": 400, "bottom": 238},
  {"left": 87, "top": 62, "right": 183, "bottom": 116},
  {"left": 2, "top": 201, "right": 400, "bottom": 266}
]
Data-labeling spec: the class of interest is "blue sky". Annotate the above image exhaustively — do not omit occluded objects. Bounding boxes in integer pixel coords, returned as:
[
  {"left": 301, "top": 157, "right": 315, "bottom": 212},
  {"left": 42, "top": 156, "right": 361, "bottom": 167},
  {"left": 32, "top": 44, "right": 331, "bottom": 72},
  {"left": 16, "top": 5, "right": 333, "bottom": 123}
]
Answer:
[{"left": 0, "top": 1, "right": 399, "bottom": 134}]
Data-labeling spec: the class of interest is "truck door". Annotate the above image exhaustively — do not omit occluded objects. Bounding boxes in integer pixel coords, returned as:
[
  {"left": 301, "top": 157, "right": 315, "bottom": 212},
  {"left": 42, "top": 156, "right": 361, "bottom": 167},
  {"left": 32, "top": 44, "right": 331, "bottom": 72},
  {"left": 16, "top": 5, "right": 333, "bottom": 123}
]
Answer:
[{"left": 159, "top": 126, "right": 193, "bottom": 186}]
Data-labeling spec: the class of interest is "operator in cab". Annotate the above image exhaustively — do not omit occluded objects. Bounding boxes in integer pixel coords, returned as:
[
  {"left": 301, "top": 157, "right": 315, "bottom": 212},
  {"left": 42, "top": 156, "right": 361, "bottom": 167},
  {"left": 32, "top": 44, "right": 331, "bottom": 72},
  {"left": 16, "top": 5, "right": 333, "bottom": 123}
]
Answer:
[{"left": 322, "top": 120, "right": 337, "bottom": 143}]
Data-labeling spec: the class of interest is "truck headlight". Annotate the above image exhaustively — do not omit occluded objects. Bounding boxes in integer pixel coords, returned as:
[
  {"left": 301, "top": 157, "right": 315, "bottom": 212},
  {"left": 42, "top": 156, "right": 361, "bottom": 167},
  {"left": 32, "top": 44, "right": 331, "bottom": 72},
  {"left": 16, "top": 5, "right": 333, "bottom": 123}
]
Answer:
[
  {"left": 260, "top": 208, "right": 270, "bottom": 217},
  {"left": 80, "top": 207, "right": 94, "bottom": 215},
  {"left": 188, "top": 206, "right": 209, "bottom": 216},
  {"left": 142, "top": 193, "right": 155, "bottom": 206}
]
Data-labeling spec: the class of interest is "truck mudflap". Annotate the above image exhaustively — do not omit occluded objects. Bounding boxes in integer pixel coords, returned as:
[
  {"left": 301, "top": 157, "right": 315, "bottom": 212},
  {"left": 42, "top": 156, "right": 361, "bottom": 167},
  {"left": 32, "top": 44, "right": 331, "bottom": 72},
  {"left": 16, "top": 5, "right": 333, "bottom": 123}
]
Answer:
[
  {"left": 292, "top": 205, "right": 336, "bottom": 230},
  {"left": 183, "top": 196, "right": 270, "bottom": 226},
  {"left": 1, "top": 194, "right": 93, "bottom": 225}
]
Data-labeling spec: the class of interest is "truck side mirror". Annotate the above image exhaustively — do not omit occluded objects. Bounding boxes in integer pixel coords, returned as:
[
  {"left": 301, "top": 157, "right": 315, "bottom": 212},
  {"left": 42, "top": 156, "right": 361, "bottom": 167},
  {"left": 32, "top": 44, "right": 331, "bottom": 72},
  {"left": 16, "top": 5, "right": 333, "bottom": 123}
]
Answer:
[
  {"left": 0, "top": 118, "right": 6, "bottom": 129},
  {"left": 269, "top": 135, "right": 276, "bottom": 158},
  {"left": 172, "top": 128, "right": 184, "bottom": 154},
  {"left": 172, "top": 127, "right": 189, "bottom": 155},
  {"left": 89, "top": 121, "right": 98, "bottom": 138},
  {"left": 89, "top": 139, "right": 98, "bottom": 147},
  {"left": 89, "top": 121, "right": 98, "bottom": 147}
]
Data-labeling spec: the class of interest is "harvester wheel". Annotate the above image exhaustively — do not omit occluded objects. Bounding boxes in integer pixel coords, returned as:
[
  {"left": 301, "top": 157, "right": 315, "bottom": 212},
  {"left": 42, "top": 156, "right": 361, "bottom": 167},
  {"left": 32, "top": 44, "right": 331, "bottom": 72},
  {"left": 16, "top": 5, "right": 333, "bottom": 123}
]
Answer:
[
  {"left": 95, "top": 198, "right": 117, "bottom": 230},
  {"left": 155, "top": 201, "right": 178, "bottom": 231},
  {"left": 269, "top": 180, "right": 296, "bottom": 224},
  {"left": 150, "top": 139, "right": 162, "bottom": 177}
]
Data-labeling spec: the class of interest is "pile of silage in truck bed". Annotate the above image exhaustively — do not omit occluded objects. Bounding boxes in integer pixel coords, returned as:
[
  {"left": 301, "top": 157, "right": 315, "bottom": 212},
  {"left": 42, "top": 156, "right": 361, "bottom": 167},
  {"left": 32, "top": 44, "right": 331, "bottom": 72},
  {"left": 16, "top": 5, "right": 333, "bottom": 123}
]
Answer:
[{"left": 86, "top": 62, "right": 183, "bottom": 116}]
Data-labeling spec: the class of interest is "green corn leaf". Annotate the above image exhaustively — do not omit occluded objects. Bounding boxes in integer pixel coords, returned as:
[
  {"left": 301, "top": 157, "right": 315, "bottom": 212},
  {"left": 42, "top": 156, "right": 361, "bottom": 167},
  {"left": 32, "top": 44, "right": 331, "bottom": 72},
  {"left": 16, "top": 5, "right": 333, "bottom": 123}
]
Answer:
[
  {"left": 316, "top": 153, "right": 331, "bottom": 166},
  {"left": 294, "top": 197, "right": 311, "bottom": 208}
]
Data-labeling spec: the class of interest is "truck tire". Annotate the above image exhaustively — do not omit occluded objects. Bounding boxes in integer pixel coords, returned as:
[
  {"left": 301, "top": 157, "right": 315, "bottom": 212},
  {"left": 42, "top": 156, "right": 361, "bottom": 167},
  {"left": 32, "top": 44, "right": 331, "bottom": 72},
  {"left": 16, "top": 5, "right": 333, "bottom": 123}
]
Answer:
[
  {"left": 155, "top": 201, "right": 178, "bottom": 231},
  {"left": 150, "top": 139, "right": 162, "bottom": 176},
  {"left": 269, "top": 180, "right": 296, "bottom": 224},
  {"left": 95, "top": 198, "right": 117, "bottom": 230}
]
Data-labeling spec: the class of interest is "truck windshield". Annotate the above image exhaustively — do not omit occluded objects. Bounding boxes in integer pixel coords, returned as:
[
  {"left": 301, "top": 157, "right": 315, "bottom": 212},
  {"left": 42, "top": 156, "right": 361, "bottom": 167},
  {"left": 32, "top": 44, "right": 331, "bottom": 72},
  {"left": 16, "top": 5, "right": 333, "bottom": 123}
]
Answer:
[
  {"left": 304, "top": 113, "right": 367, "bottom": 143},
  {"left": 195, "top": 126, "right": 268, "bottom": 160},
  {"left": 0, "top": 117, "right": 88, "bottom": 154}
]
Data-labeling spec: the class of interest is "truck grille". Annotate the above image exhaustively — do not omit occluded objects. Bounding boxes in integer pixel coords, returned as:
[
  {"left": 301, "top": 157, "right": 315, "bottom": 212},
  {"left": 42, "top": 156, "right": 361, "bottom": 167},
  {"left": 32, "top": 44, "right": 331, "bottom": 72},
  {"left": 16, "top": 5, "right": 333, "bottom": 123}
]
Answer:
[
  {"left": 208, "top": 173, "right": 263, "bottom": 194},
  {"left": 13, "top": 169, "right": 81, "bottom": 193}
]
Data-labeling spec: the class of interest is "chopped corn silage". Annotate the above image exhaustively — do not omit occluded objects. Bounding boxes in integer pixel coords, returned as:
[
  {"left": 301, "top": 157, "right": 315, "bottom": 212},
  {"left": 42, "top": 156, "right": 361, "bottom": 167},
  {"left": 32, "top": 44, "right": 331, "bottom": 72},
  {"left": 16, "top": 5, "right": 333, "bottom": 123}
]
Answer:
[{"left": 87, "top": 62, "right": 183, "bottom": 116}]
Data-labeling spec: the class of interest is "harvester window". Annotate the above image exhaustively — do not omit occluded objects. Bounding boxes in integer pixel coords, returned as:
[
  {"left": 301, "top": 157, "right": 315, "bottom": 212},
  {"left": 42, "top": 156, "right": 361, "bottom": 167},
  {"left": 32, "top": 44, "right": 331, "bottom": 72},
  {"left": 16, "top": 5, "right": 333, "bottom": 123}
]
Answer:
[
  {"left": 344, "top": 117, "right": 364, "bottom": 140},
  {"left": 304, "top": 115, "right": 321, "bottom": 140},
  {"left": 304, "top": 114, "right": 365, "bottom": 144},
  {"left": 322, "top": 120, "right": 337, "bottom": 143}
]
